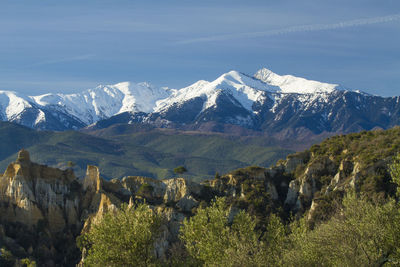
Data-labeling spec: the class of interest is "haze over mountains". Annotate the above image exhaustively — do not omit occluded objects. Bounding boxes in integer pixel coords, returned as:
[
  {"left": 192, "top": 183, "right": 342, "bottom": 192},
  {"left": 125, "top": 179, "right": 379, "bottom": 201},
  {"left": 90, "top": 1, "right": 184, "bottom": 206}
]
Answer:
[{"left": 0, "top": 68, "right": 399, "bottom": 139}]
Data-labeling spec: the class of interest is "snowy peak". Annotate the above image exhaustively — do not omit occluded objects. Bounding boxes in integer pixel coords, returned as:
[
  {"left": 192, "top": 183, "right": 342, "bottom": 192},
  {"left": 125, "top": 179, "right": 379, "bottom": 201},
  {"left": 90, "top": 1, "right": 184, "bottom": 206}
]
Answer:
[
  {"left": 113, "top": 81, "right": 169, "bottom": 114},
  {"left": 0, "top": 91, "right": 32, "bottom": 120},
  {"left": 213, "top": 70, "right": 278, "bottom": 92},
  {"left": 207, "top": 70, "right": 276, "bottom": 111},
  {"left": 155, "top": 70, "right": 277, "bottom": 114},
  {"left": 32, "top": 81, "right": 169, "bottom": 125},
  {"left": 254, "top": 68, "right": 339, "bottom": 94},
  {"left": 154, "top": 80, "right": 210, "bottom": 112}
]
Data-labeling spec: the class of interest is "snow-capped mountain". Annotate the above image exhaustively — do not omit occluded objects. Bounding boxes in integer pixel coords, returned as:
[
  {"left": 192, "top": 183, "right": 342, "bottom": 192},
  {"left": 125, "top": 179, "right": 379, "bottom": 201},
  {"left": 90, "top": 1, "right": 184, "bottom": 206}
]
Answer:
[
  {"left": 1, "top": 68, "right": 399, "bottom": 138},
  {"left": 147, "top": 71, "right": 279, "bottom": 127},
  {"left": 0, "top": 82, "right": 168, "bottom": 130},
  {"left": 154, "top": 71, "right": 278, "bottom": 115},
  {"left": 32, "top": 81, "right": 168, "bottom": 125},
  {"left": 254, "top": 68, "right": 341, "bottom": 94},
  {"left": 89, "top": 68, "right": 400, "bottom": 138},
  {"left": 0, "top": 90, "right": 85, "bottom": 130}
]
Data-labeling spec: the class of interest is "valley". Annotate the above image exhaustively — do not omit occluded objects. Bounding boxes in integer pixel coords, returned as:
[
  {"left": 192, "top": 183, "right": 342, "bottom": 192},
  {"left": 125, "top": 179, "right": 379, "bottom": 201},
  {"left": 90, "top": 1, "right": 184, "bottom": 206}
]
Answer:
[{"left": 0, "top": 121, "right": 294, "bottom": 181}]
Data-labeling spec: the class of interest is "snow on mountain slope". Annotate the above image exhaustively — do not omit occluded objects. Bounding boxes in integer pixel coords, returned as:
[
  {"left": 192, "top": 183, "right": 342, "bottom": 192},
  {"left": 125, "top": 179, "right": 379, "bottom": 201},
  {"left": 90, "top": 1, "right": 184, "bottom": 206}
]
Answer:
[
  {"left": 32, "top": 81, "right": 168, "bottom": 125},
  {"left": 0, "top": 68, "right": 359, "bottom": 131},
  {"left": 0, "top": 91, "right": 33, "bottom": 120},
  {"left": 255, "top": 68, "right": 340, "bottom": 94},
  {"left": 155, "top": 70, "right": 279, "bottom": 113}
]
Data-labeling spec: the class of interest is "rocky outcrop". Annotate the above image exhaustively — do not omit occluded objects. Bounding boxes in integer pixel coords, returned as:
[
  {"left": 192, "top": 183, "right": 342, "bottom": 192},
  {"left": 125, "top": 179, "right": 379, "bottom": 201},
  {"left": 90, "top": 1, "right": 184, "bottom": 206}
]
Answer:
[
  {"left": 82, "top": 165, "right": 101, "bottom": 192},
  {"left": 116, "top": 176, "right": 203, "bottom": 214},
  {"left": 0, "top": 149, "right": 79, "bottom": 232},
  {"left": 0, "top": 150, "right": 212, "bottom": 265},
  {"left": 283, "top": 151, "right": 310, "bottom": 173},
  {"left": 0, "top": 150, "right": 84, "bottom": 265}
]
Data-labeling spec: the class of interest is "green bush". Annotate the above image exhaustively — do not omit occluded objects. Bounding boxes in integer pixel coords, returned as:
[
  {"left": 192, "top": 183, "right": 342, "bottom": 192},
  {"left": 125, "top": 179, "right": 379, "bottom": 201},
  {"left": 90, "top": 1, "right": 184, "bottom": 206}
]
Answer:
[
  {"left": 180, "top": 197, "right": 267, "bottom": 266},
  {"left": 137, "top": 183, "right": 154, "bottom": 198},
  {"left": 174, "top": 166, "right": 187, "bottom": 174},
  {"left": 79, "top": 203, "right": 162, "bottom": 267},
  {"left": 283, "top": 193, "right": 400, "bottom": 266}
]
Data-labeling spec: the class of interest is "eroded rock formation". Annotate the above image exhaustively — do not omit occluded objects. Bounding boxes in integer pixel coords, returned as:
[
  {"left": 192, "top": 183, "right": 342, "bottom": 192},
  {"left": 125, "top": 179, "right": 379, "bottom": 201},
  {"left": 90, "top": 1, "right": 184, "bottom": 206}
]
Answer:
[{"left": 0, "top": 144, "right": 395, "bottom": 266}]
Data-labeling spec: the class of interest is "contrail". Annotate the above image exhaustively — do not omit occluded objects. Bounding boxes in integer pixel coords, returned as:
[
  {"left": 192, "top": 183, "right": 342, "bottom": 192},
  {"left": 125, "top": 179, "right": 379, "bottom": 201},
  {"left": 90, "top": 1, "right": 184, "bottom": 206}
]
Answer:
[{"left": 176, "top": 13, "right": 400, "bottom": 45}]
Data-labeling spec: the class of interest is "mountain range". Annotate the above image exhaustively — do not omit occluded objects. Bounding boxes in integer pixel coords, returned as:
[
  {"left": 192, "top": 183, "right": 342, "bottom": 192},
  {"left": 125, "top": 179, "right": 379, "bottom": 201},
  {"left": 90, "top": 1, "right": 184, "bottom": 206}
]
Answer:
[{"left": 1, "top": 68, "right": 399, "bottom": 138}]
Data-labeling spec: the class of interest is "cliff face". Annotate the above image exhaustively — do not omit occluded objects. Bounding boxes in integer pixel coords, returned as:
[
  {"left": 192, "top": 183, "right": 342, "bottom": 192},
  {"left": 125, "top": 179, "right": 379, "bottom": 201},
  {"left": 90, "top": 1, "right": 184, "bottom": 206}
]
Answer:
[{"left": 0, "top": 149, "right": 80, "bottom": 232}]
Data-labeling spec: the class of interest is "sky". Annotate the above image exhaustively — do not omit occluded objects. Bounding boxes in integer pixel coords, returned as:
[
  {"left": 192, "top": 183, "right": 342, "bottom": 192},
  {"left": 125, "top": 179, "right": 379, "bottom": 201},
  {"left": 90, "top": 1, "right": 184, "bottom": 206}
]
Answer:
[{"left": 0, "top": 0, "right": 399, "bottom": 96}]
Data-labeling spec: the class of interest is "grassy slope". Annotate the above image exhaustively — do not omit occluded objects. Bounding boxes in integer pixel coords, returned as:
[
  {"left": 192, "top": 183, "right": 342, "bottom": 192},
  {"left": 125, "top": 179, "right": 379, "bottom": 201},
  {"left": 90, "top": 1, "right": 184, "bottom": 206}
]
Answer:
[
  {"left": 0, "top": 122, "right": 292, "bottom": 181},
  {"left": 308, "top": 126, "right": 400, "bottom": 171}
]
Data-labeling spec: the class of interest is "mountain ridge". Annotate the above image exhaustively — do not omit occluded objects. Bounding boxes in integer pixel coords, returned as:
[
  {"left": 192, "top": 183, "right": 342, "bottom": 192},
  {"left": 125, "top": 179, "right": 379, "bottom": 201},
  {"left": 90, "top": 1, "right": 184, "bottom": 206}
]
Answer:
[{"left": 0, "top": 68, "right": 399, "bottom": 138}]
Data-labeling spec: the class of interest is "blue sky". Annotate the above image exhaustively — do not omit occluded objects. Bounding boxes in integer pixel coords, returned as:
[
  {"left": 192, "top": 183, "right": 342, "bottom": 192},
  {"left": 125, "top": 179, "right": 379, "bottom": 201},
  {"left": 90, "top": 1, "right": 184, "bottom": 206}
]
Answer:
[{"left": 0, "top": 0, "right": 399, "bottom": 96}]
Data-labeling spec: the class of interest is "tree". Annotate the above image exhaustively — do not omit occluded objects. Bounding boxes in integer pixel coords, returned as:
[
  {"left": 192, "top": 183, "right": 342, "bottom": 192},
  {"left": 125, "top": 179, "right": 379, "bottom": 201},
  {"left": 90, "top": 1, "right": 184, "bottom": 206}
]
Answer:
[
  {"left": 67, "top": 161, "right": 75, "bottom": 169},
  {"left": 262, "top": 213, "right": 286, "bottom": 266},
  {"left": 78, "top": 203, "right": 162, "bottom": 267},
  {"left": 174, "top": 166, "right": 187, "bottom": 175},
  {"left": 390, "top": 153, "right": 400, "bottom": 197},
  {"left": 283, "top": 192, "right": 400, "bottom": 266},
  {"left": 179, "top": 197, "right": 266, "bottom": 266}
]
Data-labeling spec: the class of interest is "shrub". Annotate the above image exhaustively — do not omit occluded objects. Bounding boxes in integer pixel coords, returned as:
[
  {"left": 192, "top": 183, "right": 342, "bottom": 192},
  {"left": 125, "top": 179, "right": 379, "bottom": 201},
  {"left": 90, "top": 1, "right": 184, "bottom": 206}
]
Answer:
[
  {"left": 180, "top": 197, "right": 267, "bottom": 266},
  {"left": 174, "top": 166, "right": 187, "bottom": 174},
  {"left": 79, "top": 203, "right": 162, "bottom": 267},
  {"left": 137, "top": 183, "right": 154, "bottom": 198}
]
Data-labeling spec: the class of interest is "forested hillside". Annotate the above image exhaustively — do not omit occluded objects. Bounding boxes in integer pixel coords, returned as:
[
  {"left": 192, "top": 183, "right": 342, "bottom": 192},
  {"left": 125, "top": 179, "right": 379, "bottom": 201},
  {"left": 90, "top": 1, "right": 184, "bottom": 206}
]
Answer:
[{"left": 0, "top": 121, "right": 292, "bottom": 181}]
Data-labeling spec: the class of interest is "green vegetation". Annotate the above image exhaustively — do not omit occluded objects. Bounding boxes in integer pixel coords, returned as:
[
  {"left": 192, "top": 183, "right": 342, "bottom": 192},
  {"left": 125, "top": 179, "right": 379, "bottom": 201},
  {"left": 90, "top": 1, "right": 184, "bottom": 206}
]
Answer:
[
  {"left": 0, "top": 122, "right": 292, "bottom": 181},
  {"left": 179, "top": 197, "right": 267, "bottom": 266},
  {"left": 220, "top": 165, "right": 291, "bottom": 223},
  {"left": 75, "top": 151, "right": 400, "bottom": 266},
  {"left": 295, "top": 127, "right": 400, "bottom": 202},
  {"left": 173, "top": 166, "right": 187, "bottom": 174},
  {"left": 78, "top": 203, "right": 162, "bottom": 267},
  {"left": 309, "top": 127, "right": 400, "bottom": 167},
  {"left": 284, "top": 192, "right": 400, "bottom": 266},
  {"left": 0, "top": 247, "right": 14, "bottom": 267},
  {"left": 20, "top": 258, "right": 37, "bottom": 267},
  {"left": 282, "top": 153, "right": 400, "bottom": 266},
  {"left": 0, "top": 247, "right": 37, "bottom": 267},
  {"left": 137, "top": 183, "right": 154, "bottom": 198},
  {"left": 390, "top": 153, "right": 400, "bottom": 197},
  {"left": 67, "top": 161, "right": 76, "bottom": 168}
]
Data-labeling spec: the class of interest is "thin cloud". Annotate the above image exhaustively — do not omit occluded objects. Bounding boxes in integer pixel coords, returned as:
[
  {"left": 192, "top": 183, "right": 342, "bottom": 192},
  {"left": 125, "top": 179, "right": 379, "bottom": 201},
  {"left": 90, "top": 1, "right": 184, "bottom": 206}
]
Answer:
[
  {"left": 176, "top": 13, "right": 400, "bottom": 45},
  {"left": 28, "top": 54, "right": 95, "bottom": 67}
]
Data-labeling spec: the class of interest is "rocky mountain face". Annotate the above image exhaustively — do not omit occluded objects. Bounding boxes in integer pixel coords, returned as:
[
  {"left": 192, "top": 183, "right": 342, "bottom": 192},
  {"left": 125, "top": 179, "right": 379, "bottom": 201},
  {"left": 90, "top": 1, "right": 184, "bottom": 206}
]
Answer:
[
  {"left": 86, "top": 69, "right": 400, "bottom": 139},
  {"left": 1, "top": 69, "right": 399, "bottom": 138},
  {"left": 1, "top": 126, "right": 398, "bottom": 265}
]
